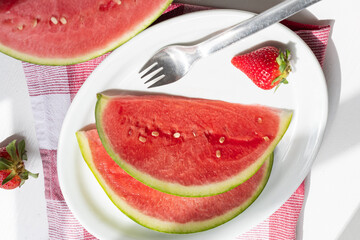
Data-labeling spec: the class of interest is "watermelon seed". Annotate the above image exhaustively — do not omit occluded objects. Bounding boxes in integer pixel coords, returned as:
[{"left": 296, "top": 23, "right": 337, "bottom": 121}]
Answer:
[
  {"left": 59, "top": 17, "right": 67, "bottom": 25},
  {"left": 219, "top": 137, "right": 225, "bottom": 144},
  {"left": 257, "top": 117, "right": 263, "bottom": 123},
  {"left": 263, "top": 136, "right": 270, "bottom": 142},
  {"left": 32, "top": 19, "right": 38, "bottom": 27},
  {"left": 50, "top": 17, "right": 58, "bottom": 25},
  {"left": 17, "top": 24, "right": 24, "bottom": 31},
  {"left": 139, "top": 136, "right": 146, "bottom": 143},
  {"left": 216, "top": 150, "right": 221, "bottom": 158},
  {"left": 113, "top": 0, "right": 122, "bottom": 4},
  {"left": 192, "top": 132, "right": 196, "bottom": 137},
  {"left": 151, "top": 131, "right": 159, "bottom": 137},
  {"left": 173, "top": 132, "right": 180, "bottom": 138}
]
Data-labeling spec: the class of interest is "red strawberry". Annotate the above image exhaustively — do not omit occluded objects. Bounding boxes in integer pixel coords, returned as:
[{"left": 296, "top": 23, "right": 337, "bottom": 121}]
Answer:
[
  {"left": 231, "top": 46, "right": 291, "bottom": 90},
  {"left": 0, "top": 140, "right": 38, "bottom": 190}
]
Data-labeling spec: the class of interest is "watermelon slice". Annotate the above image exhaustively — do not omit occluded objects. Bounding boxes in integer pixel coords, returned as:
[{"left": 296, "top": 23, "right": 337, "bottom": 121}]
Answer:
[
  {"left": 76, "top": 128, "right": 273, "bottom": 233},
  {"left": 95, "top": 94, "right": 292, "bottom": 197},
  {"left": 0, "top": 0, "right": 172, "bottom": 65}
]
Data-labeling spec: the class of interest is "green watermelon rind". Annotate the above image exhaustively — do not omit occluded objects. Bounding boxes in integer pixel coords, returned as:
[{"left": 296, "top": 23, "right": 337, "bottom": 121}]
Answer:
[
  {"left": 95, "top": 94, "right": 292, "bottom": 197},
  {"left": 76, "top": 130, "right": 273, "bottom": 234},
  {"left": 0, "top": 1, "right": 172, "bottom": 66}
]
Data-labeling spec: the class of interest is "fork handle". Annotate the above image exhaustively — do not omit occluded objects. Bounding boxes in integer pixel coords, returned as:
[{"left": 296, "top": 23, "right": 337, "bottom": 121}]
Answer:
[{"left": 197, "top": 0, "right": 321, "bottom": 56}]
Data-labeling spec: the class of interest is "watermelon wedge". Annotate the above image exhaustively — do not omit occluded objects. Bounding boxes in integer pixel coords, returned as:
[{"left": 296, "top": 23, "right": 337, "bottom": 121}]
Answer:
[
  {"left": 76, "top": 129, "right": 273, "bottom": 233},
  {"left": 95, "top": 94, "right": 292, "bottom": 197},
  {"left": 0, "top": 0, "right": 172, "bottom": 65}
]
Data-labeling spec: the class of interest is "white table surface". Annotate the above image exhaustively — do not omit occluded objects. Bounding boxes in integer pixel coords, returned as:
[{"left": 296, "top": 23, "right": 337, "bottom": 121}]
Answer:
[{"left": 1, "top": 0, "right": 359, "bottom": 239}]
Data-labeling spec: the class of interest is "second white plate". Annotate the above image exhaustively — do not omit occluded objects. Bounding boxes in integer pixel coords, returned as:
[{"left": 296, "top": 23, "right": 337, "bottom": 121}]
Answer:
[{"left": 58, "top": 9, "right": 327, "bottom": 240}]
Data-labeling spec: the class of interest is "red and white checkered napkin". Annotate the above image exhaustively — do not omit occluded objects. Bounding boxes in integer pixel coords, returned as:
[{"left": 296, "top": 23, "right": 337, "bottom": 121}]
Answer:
[{"left": 23, "top": 3, "right": 330, "bottom": 240}]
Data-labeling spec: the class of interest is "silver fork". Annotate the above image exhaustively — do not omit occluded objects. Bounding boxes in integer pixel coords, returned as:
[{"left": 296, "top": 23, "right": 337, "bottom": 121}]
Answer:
[{"left": 139, "top": 0, "right": 322, "bottom": 88}]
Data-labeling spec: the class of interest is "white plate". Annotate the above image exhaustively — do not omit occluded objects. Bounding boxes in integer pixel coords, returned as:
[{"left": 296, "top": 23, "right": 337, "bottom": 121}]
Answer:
[{"left": 58, "top": 9, "right": 327, "bottom": 240}]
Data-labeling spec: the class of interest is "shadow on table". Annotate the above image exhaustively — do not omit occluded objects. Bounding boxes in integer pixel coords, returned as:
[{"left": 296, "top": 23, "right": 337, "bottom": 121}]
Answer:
[{"left": 338, "top": 205, "right": 360, "bottom": 240}]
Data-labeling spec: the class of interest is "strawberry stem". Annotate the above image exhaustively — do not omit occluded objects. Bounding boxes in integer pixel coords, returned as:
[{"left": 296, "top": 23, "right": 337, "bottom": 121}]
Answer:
[
  {"left": 0, "top": 158, "right": 12, "bottom": 170},
  {"left": 2, "top": 170, "right": 16, "bottom": 185},
  {"left": 272, "top": 49, "right": 292, "bottom": 89},
  {"left": 6, "top": 140, "right": 17, "bottom": 162},
  {"left": 28, "top": 172, "right": 39, "bottom": 178}
]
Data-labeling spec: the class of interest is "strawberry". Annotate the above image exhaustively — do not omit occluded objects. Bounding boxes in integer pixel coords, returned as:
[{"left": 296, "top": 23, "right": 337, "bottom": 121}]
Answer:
[
  {"left": 0, "top": 140, "right": 38, "bottom": 190},
  {"left": 0, "top": 170, "right": 22, "bottom": 190},
  {"left": 231, "top": 46, "right": 291, "bottom": 90}
]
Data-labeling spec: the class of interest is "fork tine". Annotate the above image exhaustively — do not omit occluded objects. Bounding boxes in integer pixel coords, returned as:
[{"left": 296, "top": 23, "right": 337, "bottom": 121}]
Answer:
[
  {"left": 148, "top": 76, "right": 172, "bottom": 88},
  {"left": 144, "top": 70, "right": 165, "bottom": 84},
  {"left": 141, "top": 66, "right": 163, "bottom": 81},
  {"left": 139, "top": 60, "right": 158, "bottom": 75}
]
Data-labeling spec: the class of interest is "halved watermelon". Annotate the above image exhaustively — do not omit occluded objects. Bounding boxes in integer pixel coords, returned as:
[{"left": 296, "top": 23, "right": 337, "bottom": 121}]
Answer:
[
  {"left": 76, "top": 129, "right": 273, "bottom": 233},
  {"left": 0, "top": 0, "right": 172, "bottom": 65},
  {"left": 95, "top": 94, "right": 292, "bottom": 197}
]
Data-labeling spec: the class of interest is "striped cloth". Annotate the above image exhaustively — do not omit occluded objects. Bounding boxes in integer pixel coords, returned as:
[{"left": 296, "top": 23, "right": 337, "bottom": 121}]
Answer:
[{"left": 23, "top": 3, "right": 331, "bottom": 240}]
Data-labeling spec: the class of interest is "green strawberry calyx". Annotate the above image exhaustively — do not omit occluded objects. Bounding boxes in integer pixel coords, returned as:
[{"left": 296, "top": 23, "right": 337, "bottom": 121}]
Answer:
[
  {"left": 0, "top": 140, "right": 39, "bottom": 187},
  {"left": 272, "top": 49, "right": 292, "bottom": 91}
]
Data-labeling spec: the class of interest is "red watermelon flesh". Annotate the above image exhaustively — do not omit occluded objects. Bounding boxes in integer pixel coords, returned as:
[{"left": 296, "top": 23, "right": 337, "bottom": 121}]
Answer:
[
  {"left": 0, "top": 0, "right": 172, "bottom": 65},
  {"left": 95, "top": 94, "right": 292, "bottom": 197},
  {"left": 76, "top": 129, "right": 273, "bottom": 233}
]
